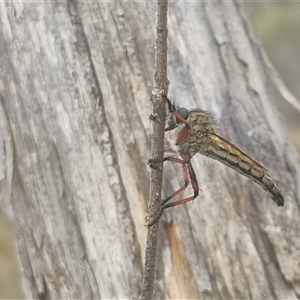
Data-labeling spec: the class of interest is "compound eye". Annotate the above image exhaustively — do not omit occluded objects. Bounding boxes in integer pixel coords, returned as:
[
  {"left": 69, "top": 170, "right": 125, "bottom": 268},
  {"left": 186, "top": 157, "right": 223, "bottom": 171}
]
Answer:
[{"left": 177, "top": 107, "right": 189, "bottom": 122}]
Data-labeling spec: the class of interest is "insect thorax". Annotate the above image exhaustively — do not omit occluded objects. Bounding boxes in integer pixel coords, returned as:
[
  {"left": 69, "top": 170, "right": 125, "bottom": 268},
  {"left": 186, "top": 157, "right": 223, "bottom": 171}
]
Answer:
[{"left": 178, "top": 110, "right": 215, "bottom": 157}]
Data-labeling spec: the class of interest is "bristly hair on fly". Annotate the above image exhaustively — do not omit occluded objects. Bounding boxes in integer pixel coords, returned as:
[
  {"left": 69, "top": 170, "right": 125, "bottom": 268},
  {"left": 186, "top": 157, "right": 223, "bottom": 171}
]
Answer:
[
  {"left": 166, "top": 97, "right": 222, "bottom": 134},
  {"left": 164, "top": 96, "right": 179, "bottom": 113},
  {"left": 188, "top": 106, "right": 222, "bottom": 133},
  {"left": 170, "top": 98, "right": 180, "bottom": 111}
]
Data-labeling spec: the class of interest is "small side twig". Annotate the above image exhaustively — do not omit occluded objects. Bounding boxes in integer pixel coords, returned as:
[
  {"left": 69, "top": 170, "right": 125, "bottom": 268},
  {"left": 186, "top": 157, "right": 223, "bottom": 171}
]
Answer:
[{"left": 139, "top": 0, "right": 168, "bottom": 299}]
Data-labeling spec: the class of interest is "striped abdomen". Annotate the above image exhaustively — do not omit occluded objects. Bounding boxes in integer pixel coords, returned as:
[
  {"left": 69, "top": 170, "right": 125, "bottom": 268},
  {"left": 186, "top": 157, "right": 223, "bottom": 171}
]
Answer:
[{"left": 204, "top": 133, "right": 284, "bottom": 206}]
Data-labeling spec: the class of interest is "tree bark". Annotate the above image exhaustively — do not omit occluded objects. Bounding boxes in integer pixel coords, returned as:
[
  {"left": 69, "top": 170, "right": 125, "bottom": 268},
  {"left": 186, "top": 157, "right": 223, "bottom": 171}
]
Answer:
[{"left": 0, "top": 1, "right": 299, "bottom": 299}]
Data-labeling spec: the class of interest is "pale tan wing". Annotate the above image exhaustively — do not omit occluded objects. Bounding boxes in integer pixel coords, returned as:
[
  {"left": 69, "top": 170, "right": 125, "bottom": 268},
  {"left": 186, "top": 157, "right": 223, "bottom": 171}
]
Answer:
[{"left": 205, "top": 133, "right": 284, "bottom": 206}]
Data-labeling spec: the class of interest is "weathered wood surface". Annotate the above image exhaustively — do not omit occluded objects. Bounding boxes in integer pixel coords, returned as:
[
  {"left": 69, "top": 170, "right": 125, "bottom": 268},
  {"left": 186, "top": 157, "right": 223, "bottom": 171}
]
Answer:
[{"left": 0, "top": 1, "right": 299, "bottom": 299}]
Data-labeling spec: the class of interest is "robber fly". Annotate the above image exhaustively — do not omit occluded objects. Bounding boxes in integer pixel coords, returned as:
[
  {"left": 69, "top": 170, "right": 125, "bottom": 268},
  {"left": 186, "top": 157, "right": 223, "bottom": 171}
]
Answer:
[{"left": 147, "top": 96, "right": 284, "bottom": 226}]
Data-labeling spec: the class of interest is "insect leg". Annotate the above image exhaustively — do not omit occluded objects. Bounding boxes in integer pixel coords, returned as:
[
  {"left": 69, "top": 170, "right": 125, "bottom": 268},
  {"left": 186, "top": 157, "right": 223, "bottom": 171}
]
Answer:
[
  {"left": 146, "top": 159, "right": 190, "bottom": 227},
  {"left": 163, "top": 161, "right": 199, "bottom": 209},
  {"left": 161, "top": 159, "right": 191, "bottom": 205},
  {"left": 147, "top": 155, "right": 199, "bottom": 227}
]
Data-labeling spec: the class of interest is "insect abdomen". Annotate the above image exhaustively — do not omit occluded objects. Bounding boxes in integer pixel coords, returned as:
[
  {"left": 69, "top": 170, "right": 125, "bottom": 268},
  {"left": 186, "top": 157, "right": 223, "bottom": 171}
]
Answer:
[{"left": 205, "top": 133, "right": 284, "bottom": 206}]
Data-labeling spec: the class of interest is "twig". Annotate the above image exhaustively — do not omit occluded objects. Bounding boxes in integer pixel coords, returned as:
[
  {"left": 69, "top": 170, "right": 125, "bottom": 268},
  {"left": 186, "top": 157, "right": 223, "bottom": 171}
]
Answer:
[
  {"left": 238, "top": 2, "right": 300, "bottom": 113},
  {"left": 260, "top": 48, "right": 300, "bottom": 113},
  {"left": 138, "top": 0, "right": 168, "bottom": 299}
]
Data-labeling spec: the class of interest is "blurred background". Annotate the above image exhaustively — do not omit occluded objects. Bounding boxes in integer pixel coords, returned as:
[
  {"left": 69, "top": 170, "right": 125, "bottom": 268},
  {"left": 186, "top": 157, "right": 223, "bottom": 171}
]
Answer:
[
  {"left": 245, "top": 2, "right": 300, "bottom": 149},
  {"left": 0, "top": 2, "right": 299, "bottom": 298}
]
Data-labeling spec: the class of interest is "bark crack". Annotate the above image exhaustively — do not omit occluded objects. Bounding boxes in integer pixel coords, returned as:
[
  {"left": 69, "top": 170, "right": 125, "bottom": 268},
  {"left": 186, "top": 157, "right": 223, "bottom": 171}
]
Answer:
[{"left": 66, "top": 2, "right": 143, "bottom": 297}]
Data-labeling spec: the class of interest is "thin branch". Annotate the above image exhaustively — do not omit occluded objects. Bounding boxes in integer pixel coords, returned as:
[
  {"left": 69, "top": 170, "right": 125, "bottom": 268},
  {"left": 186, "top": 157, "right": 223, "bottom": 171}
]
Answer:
[
  {"left": 260, "top": 48, "right": 300, "bottom": 113},
  {"left": 138, "top": 0, "right": 168, "bottom": 299},
  {"left": 238, "top": 2, "right": 300, "bottom": 113}
]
